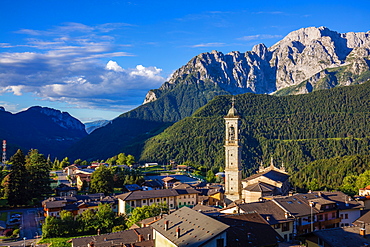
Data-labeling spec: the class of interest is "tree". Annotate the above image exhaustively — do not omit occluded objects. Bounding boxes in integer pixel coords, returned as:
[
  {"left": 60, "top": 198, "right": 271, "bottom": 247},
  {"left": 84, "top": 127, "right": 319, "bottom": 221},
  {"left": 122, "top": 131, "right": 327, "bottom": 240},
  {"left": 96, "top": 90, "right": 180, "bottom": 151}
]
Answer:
[
  {"left": 340, "top": 174, "right": 358, "bottom": 195},
  {"left": 90, "top": 165, "right": 114, "bottom": 195},
  {"left": 95, "top": 203, "right": 116, "bottom": 233},
  {"left": 42, "top": 216, "right": 62, "bottom": 238},
  {"left": 60, "top": 157, "right": 70, "bottom": 169},
  {"left": 356, "top": 170, "right": 370, "bottom": 191},
  {"left": 126, "top": 155, "right": 135, "bottom": 166},
  {"left": 25, "top": 149, "right": 51, "bottom": 200},
  {"left": 52, "top": 157, "right": 61, "bottom": 170},
  {"left": 206, "top": 170, "right": 216, "bottom": 183},
  {"left": 4, "top": 149, "right": 30, "bottom": 206},
  {"left": 116, "top": 153, "right": 127, "bottom": 166},
  {"left": 127, "top": 203, "right": 168, "bottom": 228},
  {"left": 77, "top": 208, "right": 97, "bottom": 234}
]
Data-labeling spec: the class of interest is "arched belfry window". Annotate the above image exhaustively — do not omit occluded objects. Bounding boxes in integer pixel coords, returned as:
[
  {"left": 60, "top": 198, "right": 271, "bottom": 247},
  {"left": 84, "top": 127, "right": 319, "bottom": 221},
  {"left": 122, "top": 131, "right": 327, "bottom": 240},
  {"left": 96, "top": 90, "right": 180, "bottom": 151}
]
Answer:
[{"left": 229, "top": 126, "right": 235, "bottom": 141}]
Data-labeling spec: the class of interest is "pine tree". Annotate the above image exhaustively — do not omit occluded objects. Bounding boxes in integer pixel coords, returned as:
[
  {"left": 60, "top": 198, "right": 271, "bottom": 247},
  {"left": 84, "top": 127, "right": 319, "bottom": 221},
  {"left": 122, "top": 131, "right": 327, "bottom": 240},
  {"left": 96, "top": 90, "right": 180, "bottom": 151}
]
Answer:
[
  {"left": 4, "top": 149, "right": 30, "bottom": 206},
  {"left": 25, "top": 149, "right": 51, "bottom": 200}
]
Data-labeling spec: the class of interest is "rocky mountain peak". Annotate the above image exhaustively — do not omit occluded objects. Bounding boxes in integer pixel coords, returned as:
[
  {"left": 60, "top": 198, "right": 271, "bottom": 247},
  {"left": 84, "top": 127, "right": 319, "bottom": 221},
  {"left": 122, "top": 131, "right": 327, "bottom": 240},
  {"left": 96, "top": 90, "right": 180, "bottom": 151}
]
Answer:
[
  {"left": 28, "top": 106, "right": 85, "bottom": 131},
  {"left": 144, "top": 27, "right": 370, "bottom": 104}
]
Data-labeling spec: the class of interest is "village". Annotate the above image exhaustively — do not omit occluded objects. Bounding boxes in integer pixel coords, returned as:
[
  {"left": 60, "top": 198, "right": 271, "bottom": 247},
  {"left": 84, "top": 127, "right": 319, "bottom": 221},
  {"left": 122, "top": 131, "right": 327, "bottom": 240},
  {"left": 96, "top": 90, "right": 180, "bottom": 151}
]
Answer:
[{"left": 15, "top": 102, "right": 369, "bottom": 247}]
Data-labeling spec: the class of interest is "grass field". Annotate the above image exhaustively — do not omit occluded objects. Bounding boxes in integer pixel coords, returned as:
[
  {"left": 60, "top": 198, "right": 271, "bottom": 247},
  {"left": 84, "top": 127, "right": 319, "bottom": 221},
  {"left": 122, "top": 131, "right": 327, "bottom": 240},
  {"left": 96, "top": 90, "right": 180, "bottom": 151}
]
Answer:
[{"left": 38, "top": 237, "right": 72, "bottom": 247}]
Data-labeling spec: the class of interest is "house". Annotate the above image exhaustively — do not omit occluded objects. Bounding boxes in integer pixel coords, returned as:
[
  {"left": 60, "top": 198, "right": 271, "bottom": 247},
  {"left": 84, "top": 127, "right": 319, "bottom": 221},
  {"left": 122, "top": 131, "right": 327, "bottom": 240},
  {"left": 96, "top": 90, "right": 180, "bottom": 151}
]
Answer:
[
  {"left": 137, "top": 215, "right": 165, "bottom": 228},
  {"left": 353, "top": 210, "right": 370, "bottom": 227},
  {"left": 124, "top": 184, "right": 143, "bottom": 192},
  {"left": 216, "top": 212, "right": 284, "bottom": 246},
  {"left": 303, "top": 225, "right": 370, "bottom": 247},
  {"left": 141, "top": 180, "right": 163, "bottom": 190},
  {"left": 359, "top": 185, "right": 370, "bottom": 196},
  {"left": 54, "top": 183, "right": 78, "bottom": 197},
  {"left": 197, "top": 185, "right": 225, "bottom": 206},
  {"left": 162, "top": 176, "right": 180, "bottom": 189},
  {"left": 293, "top": 191, "right": 364, "bottom": 228},
  {"left": 220, "top": 200, "right": 295, "bottom": 242},
  {"left": 117, "top": 184, "right": 200, "bottom": 215},
  {"left": 42, "top": 193, "right": 117, "bottom": 217},
  {"left": 71, "top": 227, "right": 153, "bottom": 247},
  {"left": 151, "top": 206, "right": 229, "bottom": 247},
  {"left": 241, "top": 161, "right": 290, "bottom": 203},
  {"left": 75, "top": 173, "right": 92, "bottom": 190}
]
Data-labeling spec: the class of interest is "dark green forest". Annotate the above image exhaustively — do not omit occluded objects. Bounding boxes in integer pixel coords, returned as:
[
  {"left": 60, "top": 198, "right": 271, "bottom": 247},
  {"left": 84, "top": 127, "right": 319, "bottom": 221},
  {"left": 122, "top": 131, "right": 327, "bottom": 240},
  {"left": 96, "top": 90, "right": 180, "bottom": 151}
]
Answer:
[{"left": 140, "top": 80, "right": 370, "bottom": 191}]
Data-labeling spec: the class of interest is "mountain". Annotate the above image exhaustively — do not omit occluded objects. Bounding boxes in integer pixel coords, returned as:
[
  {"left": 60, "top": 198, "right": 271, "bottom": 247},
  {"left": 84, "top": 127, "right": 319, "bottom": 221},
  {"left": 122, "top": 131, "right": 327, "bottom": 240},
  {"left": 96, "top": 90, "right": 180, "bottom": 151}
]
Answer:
[
  {"left": 145, "top": 26, "right": 370, "bottom": 102},
  {"left": 140, "top": 80, "right": 370, "bottom": 174},
  {"left": 64, "top": 26, "right": 370, "bottom": 161},
  {"left": 84, "top": 120, "right": 111, "bottom": 134},
  {"left": 0, "top": 106, "right": 87, "bottom": 158}
]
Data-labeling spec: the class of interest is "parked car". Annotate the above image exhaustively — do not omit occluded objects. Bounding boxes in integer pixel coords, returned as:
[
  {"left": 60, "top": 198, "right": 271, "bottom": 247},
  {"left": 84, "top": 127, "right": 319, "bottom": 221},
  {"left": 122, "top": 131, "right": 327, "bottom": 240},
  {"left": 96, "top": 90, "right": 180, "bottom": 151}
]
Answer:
[
  {"left": 11, "top": 213, "right": 21, "bottom": 218},
  {"left": 9, "top": 218, "right": 20, "bottom": 223}
]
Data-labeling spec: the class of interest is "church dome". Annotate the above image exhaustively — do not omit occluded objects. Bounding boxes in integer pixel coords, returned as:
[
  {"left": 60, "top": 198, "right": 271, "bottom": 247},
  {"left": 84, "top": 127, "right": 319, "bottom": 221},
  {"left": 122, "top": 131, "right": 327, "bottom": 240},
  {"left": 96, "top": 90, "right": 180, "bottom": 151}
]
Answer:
[{"left": 226, "top": 105, "right": 238, "bottom": 117}]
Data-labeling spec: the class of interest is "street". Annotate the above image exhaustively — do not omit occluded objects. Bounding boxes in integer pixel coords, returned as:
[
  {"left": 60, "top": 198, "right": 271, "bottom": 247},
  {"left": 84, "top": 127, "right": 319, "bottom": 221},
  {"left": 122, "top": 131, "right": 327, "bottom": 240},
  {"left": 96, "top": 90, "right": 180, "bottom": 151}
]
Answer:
[{"left": 0, "top": 208, "right": 43, "bottom": 247}]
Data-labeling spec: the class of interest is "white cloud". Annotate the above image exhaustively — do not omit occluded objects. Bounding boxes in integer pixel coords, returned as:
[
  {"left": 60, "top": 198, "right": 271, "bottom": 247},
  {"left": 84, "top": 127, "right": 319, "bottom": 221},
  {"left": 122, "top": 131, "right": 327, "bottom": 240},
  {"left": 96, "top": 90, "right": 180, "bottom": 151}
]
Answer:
[
  {"left": 237, "top": 34, "right": 283, "bottom": 41},
  {"left": 0, "top": 23, "right": 165, "bottom": 111},
  {"left": 191, "top": 42, "right": 226, "bottom": 48}
]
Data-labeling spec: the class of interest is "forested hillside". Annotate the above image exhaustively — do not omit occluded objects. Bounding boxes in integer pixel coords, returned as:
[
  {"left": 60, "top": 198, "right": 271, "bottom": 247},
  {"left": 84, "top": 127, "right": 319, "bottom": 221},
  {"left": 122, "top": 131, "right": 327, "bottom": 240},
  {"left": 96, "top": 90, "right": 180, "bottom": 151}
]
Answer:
[
  {"left": 141, "top": 81, "right": 370, "bottom": 190},
  {"left": 63, "top": 82, "right": 230, "bottom": 161}
]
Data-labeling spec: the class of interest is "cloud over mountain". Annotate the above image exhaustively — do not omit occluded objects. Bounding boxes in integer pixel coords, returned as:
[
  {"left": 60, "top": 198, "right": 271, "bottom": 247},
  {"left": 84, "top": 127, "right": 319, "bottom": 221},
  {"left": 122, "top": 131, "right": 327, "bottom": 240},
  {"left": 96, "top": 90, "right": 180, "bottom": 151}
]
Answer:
[{"left": 0, "top": 22, "right": 165, "bottom": 111}]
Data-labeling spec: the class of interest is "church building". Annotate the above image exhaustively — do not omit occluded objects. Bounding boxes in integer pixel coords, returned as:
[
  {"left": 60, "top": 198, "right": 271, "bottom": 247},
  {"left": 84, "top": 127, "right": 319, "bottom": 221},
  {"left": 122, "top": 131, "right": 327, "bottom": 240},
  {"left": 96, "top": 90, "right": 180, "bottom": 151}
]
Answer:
[{"left": 223, "top": 98, "right": 290, "bottom": 204}]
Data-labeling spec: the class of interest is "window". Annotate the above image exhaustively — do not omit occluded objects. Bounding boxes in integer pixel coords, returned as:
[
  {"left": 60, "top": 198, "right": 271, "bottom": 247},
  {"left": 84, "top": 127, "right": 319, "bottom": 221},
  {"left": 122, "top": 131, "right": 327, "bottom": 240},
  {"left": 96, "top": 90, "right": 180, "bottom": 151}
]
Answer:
[
  {"left": 345, "top": 214, "right": 348, "bottom": 219},
  {"left": 150, "top": 199, "right": 153, "bottom": 203},
  {"left": 157, "top": 199, "right": 160, "bottom": 202},
  {"left": 131, "top": 201, "right": 135, "bottom": 206},
  {"left": 274, "top": 224, "right": 280, "bottom": 229},
  {"left": 170, "top": 204, "right": 173, "bottom": 208},
  {"left": 318, "top": 215, "right": 323, "bottom": 221},
  {"left": 143, "top": 200, "right": 146, "bottom": 203},
  {"left": 179, "top": 202, "right": 182, "bottom": 206},
  {"left": 332, "top": 212, "right": 335, "bottom": 218},
  {"left": 163, "top": 198, "right": 166, "bottom": 201},
  {"left": 216, "top": 238, "right": 224, "bottom": 247},
  {"left": 282, "top": 222, "right": 290, "bottom": 232}
]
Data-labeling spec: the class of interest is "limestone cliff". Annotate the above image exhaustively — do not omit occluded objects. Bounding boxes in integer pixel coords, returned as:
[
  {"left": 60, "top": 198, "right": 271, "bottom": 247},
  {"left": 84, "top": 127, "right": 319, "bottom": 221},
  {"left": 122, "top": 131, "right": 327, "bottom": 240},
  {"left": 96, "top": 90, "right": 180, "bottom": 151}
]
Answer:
[{"left": 144, "top": 26, "right": 370, "bottom": 103}]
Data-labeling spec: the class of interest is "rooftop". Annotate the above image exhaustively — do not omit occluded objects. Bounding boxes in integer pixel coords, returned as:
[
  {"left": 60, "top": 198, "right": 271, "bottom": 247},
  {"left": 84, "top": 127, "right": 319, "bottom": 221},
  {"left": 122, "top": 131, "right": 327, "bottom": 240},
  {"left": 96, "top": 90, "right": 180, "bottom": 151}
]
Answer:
[
  {"left": 71, "top": 227, "right": 153, "bottom": 247},
  {"left": 151, "top": 207, "right": 229, "bottom": 247}
]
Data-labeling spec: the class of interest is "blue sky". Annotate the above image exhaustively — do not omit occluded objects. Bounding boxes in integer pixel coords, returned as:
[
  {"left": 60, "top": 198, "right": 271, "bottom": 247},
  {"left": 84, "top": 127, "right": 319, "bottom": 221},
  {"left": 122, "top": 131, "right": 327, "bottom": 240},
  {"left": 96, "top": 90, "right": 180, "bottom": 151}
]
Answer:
[{"left": 1, "top": 0, "right": 369, "bottom": 122}]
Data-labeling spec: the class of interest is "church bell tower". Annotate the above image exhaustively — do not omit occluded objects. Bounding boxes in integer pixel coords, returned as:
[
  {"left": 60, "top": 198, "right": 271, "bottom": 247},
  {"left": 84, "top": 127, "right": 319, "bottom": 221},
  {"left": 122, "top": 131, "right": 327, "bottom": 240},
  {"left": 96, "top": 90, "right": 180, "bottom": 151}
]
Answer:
[{"left": 224, "top": 97, "right": 242, "bottom": 202}]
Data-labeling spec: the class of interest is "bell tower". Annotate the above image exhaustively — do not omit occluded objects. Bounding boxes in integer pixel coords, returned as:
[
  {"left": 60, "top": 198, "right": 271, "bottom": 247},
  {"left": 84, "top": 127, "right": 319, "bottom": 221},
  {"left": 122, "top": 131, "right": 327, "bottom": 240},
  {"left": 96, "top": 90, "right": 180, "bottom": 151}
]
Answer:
[{"left": 224, "top": 97, "right": 242, "bottom": 202}]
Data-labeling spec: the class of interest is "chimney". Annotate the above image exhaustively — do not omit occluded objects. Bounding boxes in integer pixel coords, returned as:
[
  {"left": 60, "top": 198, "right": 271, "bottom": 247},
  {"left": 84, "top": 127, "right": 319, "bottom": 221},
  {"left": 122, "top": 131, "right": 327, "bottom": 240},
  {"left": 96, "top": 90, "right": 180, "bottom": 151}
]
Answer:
[
  {"left": 176, "top": 227, "right": 181, "bottom": 238},
  {"left": 97, "top": 229, "right": 100, "bottom": 236},
  {"left": 138, "top": 234, "right": 144, "bottom": 242},
  {"left": 165, "top": 220, "right": 169, "bottom": 231},
  {"left": 285, "top": 212, "right": 289, "bottom": 219},
  {"left": 266, "top": 216, "right": 270, "bottom": 221},
  {"left": 360, "top": 228, "right": 366, "bottom": 237},
  {"left": 147, "top": 234, "right": 151, "bottom": 240}
]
